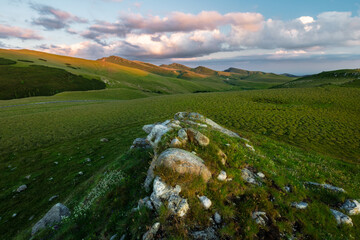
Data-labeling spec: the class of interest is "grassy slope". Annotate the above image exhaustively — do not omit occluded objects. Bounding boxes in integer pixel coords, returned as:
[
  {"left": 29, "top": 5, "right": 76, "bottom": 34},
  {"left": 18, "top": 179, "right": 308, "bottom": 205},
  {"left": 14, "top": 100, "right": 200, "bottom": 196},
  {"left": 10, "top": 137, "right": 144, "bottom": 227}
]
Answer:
[
  {"left": 0, "top": 49, "right": 238, "bottom": 98},
  {"left": 0, "top": 64, "right": 105, "bottom": 99},
  {"left": 275, "top": 69, "right": 360, "bottom": 88},
  {"left": 0, "top": 86, "right": 359, "bottom": 239}
]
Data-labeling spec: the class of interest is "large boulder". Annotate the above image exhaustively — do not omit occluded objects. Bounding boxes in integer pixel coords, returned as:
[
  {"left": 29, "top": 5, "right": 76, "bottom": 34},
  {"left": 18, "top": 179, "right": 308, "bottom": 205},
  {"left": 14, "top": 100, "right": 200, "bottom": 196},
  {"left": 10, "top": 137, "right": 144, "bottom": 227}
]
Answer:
[
  {"left": 32, "top": 203, "right": 70, "bottom": 235},
  {"left": 155, "top": 148, "right": 212, "bottom": 182}
]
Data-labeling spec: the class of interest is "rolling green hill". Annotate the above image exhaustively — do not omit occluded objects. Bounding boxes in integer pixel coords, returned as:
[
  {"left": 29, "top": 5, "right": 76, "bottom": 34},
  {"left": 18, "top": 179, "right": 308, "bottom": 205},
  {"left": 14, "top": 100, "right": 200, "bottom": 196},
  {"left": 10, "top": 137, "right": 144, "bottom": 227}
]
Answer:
[{"left": 275, "top": 69, "right": 360, "bottom": 88}]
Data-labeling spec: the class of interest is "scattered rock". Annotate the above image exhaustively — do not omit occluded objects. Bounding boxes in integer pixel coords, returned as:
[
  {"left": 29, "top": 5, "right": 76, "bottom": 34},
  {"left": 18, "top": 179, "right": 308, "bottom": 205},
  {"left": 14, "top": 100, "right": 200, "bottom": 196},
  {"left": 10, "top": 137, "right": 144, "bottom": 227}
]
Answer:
[
  {"left": 29, "top": 215, "right": 34, "bottom": 221},
  {"left": 341, "top": 200, "right": 360, "bottom": 215},
  {"left": 291, "top": 202, "right": 308, "bottom": 209},
  {"left": 241, "top": 168, "right": 261, "bottom": 185},
  {"left": 48, "top": 177, "right": 53, "bottom": 181},
  {"left": 217, "top": 149, "right": 227, "bottom": 165},
  {"left": 330, "top": 209, "right": 353, "bottom": 226},
  {"left": 305, "top": 182, "right": 346, "bottom": 193},
  {"left": 85, "top": 158, "right": 91, "bottom": 162},
  {"left": 170, "top": 138, "right": 182, "bottom": 148},
  {"left": 32, "top": 203, "right": 71, "bottom": 235},
  {"left": 198, "top": 196, "right": 212, "bottom": 209},
  {"left": 142, "top": 222, "right": 160, "bottom": 240},
  {"left": 12, "top": 213, "right": 17, "bottom": 218},
  {"left": 100, "top": 138, "right": 109, "bottom": 142},
  {"left": 154, "top": 148, "right": 212, "bottom": 182},
  {"left": 49, "top": 195, "right": 59, "bottom": 202},
  {"left": 17, "top": 184, "right": 27, "bottom": 193},
  {"left": 217, "top": 171, "right": 227, "bottom": 181},
  {"left": 252, "top": 211, "right": 268, "bottom": 226},
  {"left": 186, "top": 128, "right": 210, "bottom": 147},
  {"left": 54, "top": 161, "right": 58, "bottom": 165},
  {"left": 191, "top": 227, "right": 218, "bottom": 240},
  {"left": 25, "top": 175, "right": 31, "bottom": 180},
  {"left": 137, "top": 196, "right": 153, "bottom": 210},
  {"left": 143, "top": 124, "right": 156, "bottom": 134},
  {"left": 284, "top": 186, "right": 291, "bottom": 192},
  {"left": 245, "top": 143, "right": 255, "bottom": 152},
  {"left": 214, "top": 212, "right": 221, "bottom": 224},
  {"left": 131, "top": 138, "right": 152, "bottom": 150},
  {"left": 257, "top": 172, "right": 265, "bottom": 178},
  {"left": 78, "top": 171, "right": 83, "bottom": 175}
]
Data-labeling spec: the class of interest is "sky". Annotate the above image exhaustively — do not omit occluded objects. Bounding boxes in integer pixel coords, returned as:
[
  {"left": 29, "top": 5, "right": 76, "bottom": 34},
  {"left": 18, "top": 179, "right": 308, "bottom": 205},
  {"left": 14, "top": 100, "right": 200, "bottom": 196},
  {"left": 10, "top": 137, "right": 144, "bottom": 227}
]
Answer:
[{"left": 1, "top": 0, "right": 360, "bottom": 75}]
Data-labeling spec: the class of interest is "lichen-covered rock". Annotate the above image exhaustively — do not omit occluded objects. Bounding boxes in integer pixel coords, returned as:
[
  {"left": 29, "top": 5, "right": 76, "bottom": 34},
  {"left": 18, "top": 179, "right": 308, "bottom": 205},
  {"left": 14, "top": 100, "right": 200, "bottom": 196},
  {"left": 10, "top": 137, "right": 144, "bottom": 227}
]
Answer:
[
  {"left": 198, "top": 196, "right": 212, "bottom": 209},
  {"left": 142, "top": 222, "right": 160, "bottom": 240},
  {"left": 241, "top": 168, "right": 261, "bottom": 185},
  {"left": 131, "top": 138, "right": 152, "bottom": 149},
  {"left": 217, "top": 171, "right": 227, "bottom": 181},
  {"left": 186, "top": 128, "right": 210, "bottom": 147},
  {"left": 330, "top": 209, "right": 353, "bottom": 226},
  {"left": 191, "top": 227, "right": 218, "bottom": 240},
  {"left": 291, "top": 202, "right": 308, "bottom": 209},
  {"left": 252, "top": 211, "right": 268, "bottom": 226},
  {"left": 149, "top": 177, "right": 189, "bottom": 217},
  {"left": 305, "top": 182, "right": 346, "bottom": 193},
  {"left": 341, "top": 200, "right": 360, "bottom": 215},
  {"left": 214, "top": 212, "right": 221, "bottom": 224},
  {"left": 155, "top": 148, "right": 212, "bottom": 182},
  {"left": 32, "top": 203, "right": 70, "bottom": 235}
]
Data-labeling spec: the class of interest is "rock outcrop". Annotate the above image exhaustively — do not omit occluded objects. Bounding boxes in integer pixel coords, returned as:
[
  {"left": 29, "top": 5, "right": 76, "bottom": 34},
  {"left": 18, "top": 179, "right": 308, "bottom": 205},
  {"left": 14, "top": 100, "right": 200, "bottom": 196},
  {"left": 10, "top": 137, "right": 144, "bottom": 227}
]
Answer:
[{"left": 32, "top": 203, "right": 70, "bottom": 235}]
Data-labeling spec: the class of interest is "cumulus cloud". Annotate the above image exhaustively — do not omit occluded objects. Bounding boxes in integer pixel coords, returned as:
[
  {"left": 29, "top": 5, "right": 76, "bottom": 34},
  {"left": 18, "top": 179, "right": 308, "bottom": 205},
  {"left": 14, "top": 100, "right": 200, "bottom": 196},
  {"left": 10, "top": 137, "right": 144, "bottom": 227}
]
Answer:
[
  {"left": 0, "top": 24, "right": 43, "bottom": 40},
  {"left": 38, "top": 10, "right": 360, "bottom": 61},
  {"left": 31, "top": 3, "right": 87, "bottom": 30}
]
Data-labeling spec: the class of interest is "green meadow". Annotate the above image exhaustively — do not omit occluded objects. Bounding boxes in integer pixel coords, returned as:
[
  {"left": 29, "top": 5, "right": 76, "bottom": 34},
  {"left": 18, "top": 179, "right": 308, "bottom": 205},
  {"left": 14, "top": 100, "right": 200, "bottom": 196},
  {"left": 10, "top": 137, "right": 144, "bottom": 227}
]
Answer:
[{"left": 1, "top": 85, "right": 359, "bottom": 238}]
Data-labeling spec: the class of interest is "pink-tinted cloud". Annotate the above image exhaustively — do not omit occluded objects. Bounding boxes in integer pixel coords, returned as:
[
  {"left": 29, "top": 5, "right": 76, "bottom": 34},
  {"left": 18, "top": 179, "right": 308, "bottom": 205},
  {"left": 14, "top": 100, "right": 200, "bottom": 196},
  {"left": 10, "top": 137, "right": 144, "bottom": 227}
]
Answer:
[
  {"left": 31, "top": 3, "right": 88, "bottom": 30},
  {"left": 0, "top": 24, "right": 43, "bottom": 40}
]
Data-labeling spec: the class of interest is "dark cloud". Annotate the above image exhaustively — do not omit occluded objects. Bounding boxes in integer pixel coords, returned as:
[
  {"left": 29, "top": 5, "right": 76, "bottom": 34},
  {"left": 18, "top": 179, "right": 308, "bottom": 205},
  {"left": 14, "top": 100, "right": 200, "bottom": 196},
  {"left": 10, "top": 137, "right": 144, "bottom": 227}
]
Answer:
[{"left": 31, "top": 3, "right": 87, "bottom": 30}]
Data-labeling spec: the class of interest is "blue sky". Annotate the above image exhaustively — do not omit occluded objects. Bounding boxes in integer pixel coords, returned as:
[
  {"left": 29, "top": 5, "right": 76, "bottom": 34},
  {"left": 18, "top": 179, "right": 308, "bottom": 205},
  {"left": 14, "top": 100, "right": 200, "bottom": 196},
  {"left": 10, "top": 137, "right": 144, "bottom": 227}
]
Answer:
[{"left": 1, "top": 0, "right": 360, "bottom": 74}]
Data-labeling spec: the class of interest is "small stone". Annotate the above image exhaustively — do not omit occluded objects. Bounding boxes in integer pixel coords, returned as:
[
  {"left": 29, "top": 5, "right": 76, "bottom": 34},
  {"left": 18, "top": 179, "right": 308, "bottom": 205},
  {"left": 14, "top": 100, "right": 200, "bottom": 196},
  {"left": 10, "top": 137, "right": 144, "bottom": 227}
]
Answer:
[
  {"left": 29, "top": 215, "right": 34, "bottom": 221},
  {"left": 54, "top": 161, "right": 58, "bottom": 165},
  {"left": 25, "top": 175, "right": 31, "bottom": 180},
  {"left": 291, "top": 202, "right": 308, "bottom": 209},
  {"left": 17, "top": 184, "right": 27, "bottom": 192},
  {"left": 214, "top": 212, "right": 221, "bottom": 224},
  {"left": 85, "top": 158, "right": 91, "bottom": 162},
  {"left": 341, "top": 200, "right": 360, "bottom": 215},
  {"left": 49, "top": 195, "right": 59, "bottom": 202},
  {"left": 100, "top": 138, "right": 109, "bottom": 142},
  {"left": 12, "top": 213, "right": 17, "bottom": 218},
  {"left": 330, "top": 209, "right": 353, "bottom": 226},
  {"left": 178, "top": 128, "right": 188, "bottom": 140},
  {"left": 109, "top": 234, "right": 118, "bottom": 240},
  {"left": 48, "top": 177, "right": 53, "bottom": 181},
  {"left": 142, "top": 222, "right": 160, "bottom": 240},
  {"left": 198, "top": 196, "right": 212, "bottom": 209},
  {"left": 252, "top": 211, "right": 267, "bottom": 226},
  {"left": 191, "top": 227, "right": 218, "bottom": 240},
  {"left": 284, "top": 186, "right": 291, "bottom": 192},
  {"left": 170, "top": 138, "right": 182, "bottom": 148},
  {"left": 241, "top": 168, "right": 260, "bottom": 185},
  {"left": 78, "top": 171, "right": 83, "bottom": 175},
  {"left": 225, "top": 143, "right": 230, "bottom": 147},
  {"left": 217, "top": 171, "right": 227, "bottom": 181},
  {"left": 257, "top": 172, "right": 265, "bottom": 178}
]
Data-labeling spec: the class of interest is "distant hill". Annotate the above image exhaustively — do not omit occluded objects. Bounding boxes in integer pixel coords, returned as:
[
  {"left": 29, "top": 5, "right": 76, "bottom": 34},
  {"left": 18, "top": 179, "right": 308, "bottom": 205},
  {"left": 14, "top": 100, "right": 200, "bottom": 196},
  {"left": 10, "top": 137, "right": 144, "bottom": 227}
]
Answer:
[{"left": 274, "top": 69, "right": 360, "bottom": 88}]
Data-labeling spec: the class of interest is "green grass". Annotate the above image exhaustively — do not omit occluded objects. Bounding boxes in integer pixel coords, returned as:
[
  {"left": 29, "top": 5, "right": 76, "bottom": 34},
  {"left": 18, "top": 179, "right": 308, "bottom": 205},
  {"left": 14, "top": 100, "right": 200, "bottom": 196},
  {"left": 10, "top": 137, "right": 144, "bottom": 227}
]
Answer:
[
  {"left": 0, "top": 85, "right": 359, "bottom": 239},
  {"left": 0, "top": 64, "right": 105, "bottom": 99}
]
